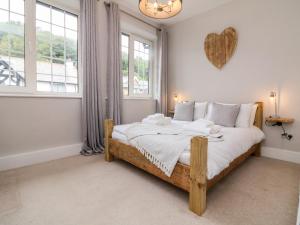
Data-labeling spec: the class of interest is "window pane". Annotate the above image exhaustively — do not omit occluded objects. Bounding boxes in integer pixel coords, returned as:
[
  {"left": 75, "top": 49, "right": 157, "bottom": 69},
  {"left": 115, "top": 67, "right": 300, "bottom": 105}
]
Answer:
[
  {"left": 121, "top": 34, "right": 129, "bottom": 96},
  {"left": 51, "top": 8, "right": 64, "bottom": 27},
  {"left": 52, "top": 82, "right": 66, "bottom": 92},
  {"left": 10, "top": 70, "right": 24, "bottom": 86},
  {"left": 37, "top": 57, "right": 51, "bottom": 74},
  {"left": 0, "top": 69, "right": 24, "bottom": 86},
  {"left": 37, "top": 73, "right": 51, "bottom": 82},
  {"left": 36, "top": 21, "right": 51, "bottom": 58},
  {"left": 66, "top": 29, "right": 77, "bottom": 61},
  {"left": 66, "top": 60, "right": 77, "bottom": 76},
  {"left": 121, "top": 34, "right": 128, "bottom": 47},
  {"left": 0, "top": 1, "right": 9, "bottom": 10},
  {"left": 65, "top": 13, "right": 77, "bottom": 30},
  {"left": 37, "top": 81, "right": 51, "bottom": 91},
  {"left": 0, "top": 11, "right": 9, "bottom": 51},
  {"left": 10, "top": 0, "right": 24, "bottom": 15},
  {"left": 52, "top": 59, "right": 65, "bottom": 76},
  {"left": 10, "top": 51, "right": 24, "bottom": 71},
  {"left": 0, "top": 69, "right": 10, "bottom": 86},
  {"left": 66, "top": 84, "right": 77, "bottom": 93},
  {"left": 37, "top": 74, "right": 51, "bottom": 92},
  {"left": 0, "top": 9, "right": 9, "bottom": 23},
  {"left": 36, "top": 3, "right": 50, "bottom": 22},
  {"left": 66, "top": 76, "right": 77, "bottom": 84},
  {"left": 52, "top": 25, "right": 64, "bottom": 60},
  {"left": 133, "top": 40, "right": 150, "bottom": 95},
  {"left": 0, "top": 3, "right": 25, "bottom": 87},
  {"left": 53, "top": 75, "right": 65, "bottom": 83}
]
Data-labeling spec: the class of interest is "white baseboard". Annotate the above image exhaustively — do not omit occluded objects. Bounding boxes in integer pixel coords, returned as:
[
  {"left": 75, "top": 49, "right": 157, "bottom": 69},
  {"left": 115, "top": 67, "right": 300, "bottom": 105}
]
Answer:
[
  {"left": 297, "top": 195, "right": 300, "bottom": 225},
  {"left": 261, "top": 146, "right": 300, "bottom": 164},
  {"left": 0, "top": 144, "right": 298, "bottom": 172},
  {"left": 0, "top": 143, "right": 82, "bottom": 171}
]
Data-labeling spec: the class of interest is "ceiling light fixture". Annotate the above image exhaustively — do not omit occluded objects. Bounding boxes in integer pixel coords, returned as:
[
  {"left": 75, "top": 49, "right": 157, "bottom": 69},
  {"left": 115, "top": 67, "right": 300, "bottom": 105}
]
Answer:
[{"left": 139, "top": 0, "right": 183, "bottom": 19}]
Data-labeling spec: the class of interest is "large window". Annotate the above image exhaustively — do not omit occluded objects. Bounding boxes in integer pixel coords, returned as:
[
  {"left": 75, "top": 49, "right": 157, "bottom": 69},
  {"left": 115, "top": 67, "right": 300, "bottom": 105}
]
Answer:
[
  {"left": 0, "top": 0, "right": 80, "bottom": 96},
  {"left": 121, "top": 33, "right": 152, "bottom": 98},
  {"left": 0, "top": 0, "right": 25, "bottom": 87},
  {"left": 36, "top": 2, "right": 78, "bottom": 93}
]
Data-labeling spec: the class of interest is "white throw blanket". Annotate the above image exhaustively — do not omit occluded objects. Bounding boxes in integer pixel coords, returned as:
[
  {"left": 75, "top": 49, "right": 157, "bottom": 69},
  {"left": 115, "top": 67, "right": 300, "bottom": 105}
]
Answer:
[
  {"left": 124, "top": 120, "right": 223, "bottom": 177},
  {"left": 142, "top": 113, "right": 172, "bottom": 126}
]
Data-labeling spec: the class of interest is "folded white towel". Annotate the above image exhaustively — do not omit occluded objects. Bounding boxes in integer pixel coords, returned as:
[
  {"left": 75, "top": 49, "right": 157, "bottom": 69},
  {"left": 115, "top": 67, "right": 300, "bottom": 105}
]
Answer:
[
  {"left": 142, "top": 113, "right": 172, "bottom": 126},
  {"left": 183, "top": 119, "right": 222, "bottom": 136},
  {"left": 147, "top": 113, "right": 165, "bottom": 120}
]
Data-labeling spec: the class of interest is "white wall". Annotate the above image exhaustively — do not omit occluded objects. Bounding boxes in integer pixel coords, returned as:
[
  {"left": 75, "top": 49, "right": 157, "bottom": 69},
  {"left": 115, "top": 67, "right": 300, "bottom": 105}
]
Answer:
[
  {"left": 122, "top": 99, "right": 156, "bottom": 124},
  {"left": 0, "top": 97, "right": 82, "bottom": 157},
  {"left": 168, "top": 0, "right": 300, "bottom": 152}
]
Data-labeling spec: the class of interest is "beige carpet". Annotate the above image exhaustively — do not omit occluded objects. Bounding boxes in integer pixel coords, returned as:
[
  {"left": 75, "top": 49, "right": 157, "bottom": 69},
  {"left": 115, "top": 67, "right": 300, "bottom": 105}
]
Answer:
[{"left": 0, "top": 155, "right": 299, "bottom": 225}]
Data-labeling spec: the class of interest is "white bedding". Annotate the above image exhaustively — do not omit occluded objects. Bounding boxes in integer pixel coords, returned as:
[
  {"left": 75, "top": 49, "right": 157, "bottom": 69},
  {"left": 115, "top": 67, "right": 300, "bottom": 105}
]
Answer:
[{"left": 112, "top": 120, "right": 265, "bottom": 180}]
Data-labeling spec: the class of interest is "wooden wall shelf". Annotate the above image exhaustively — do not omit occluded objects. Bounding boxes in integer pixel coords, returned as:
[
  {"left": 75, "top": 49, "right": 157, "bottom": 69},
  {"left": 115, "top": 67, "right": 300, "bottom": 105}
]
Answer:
[{"left": 265, "top": 117, "right": 294, "bottom": 124}]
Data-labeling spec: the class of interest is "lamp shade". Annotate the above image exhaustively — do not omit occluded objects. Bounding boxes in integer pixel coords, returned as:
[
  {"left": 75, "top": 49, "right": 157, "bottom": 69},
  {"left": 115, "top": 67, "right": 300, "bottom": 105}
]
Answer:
[{"left": 139, "top": 0, "right": 183, "bottom": 19}]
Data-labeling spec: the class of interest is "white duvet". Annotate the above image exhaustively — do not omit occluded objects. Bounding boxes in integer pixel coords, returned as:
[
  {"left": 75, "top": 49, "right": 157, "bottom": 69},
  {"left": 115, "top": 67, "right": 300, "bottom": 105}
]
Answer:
[{"left": 112, "top": 120, "right": 265, "bottom": 180}]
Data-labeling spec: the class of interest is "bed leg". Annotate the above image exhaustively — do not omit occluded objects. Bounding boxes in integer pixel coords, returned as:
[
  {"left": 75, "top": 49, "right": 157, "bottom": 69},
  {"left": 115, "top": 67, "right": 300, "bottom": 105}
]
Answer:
[
  {"left": 254, "top": 143, "right": 261, "bottom": 157},
  {"left": 105, "top": 119, "right": 114, "bottom": 162},
  {"left": 189, "top": 136, "right": 208, "bottom": 216}
]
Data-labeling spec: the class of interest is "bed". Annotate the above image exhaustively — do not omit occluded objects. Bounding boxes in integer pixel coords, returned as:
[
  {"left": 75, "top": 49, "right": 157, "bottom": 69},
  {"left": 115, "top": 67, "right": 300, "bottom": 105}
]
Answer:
[{"left": 104, "top": 102, "right": 264, "bottom": 216}]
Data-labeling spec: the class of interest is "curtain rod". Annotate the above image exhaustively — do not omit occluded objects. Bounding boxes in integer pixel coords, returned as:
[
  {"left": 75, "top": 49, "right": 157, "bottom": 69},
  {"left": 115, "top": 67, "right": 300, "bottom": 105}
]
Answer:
[{"left": 103, "top": 1, "right": 161, "bottom": 31}]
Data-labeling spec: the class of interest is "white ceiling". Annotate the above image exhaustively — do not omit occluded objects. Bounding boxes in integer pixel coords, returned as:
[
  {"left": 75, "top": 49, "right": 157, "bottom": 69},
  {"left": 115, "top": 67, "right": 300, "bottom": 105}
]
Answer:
[{"left": 113, "top": 0, "right": 234, "bottom": 25}]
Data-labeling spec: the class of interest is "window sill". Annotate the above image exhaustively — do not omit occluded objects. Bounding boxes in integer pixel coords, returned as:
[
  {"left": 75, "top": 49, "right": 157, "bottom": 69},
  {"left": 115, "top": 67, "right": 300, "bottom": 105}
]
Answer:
[
  {"left": 0, "top": 92, "right": 82, "bottom": 99},
  {"left": 122, "top": 96, "right": 155, "bottom": 101}
]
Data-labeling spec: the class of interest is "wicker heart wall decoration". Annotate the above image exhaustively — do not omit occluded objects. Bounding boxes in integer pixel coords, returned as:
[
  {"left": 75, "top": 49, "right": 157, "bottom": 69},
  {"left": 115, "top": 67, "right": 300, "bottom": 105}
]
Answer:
[{"left": 204, "top": 27, "right": 237, "bottom": 69}]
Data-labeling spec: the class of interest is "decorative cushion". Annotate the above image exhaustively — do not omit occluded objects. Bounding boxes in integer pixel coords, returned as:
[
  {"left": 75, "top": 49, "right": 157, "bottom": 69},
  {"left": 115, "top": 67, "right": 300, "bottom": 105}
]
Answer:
[
  {"left": 236, "top": 103, "right": 254, "bottom": 128},
  {"left": 174, "top": 101, "right": 195, "bottom": 121},
  {"left": 207, "top": 102, "right": 240, "bottom": 127},
  {"left": 193, "top": 102, "right": 208, "bottom": 120}
]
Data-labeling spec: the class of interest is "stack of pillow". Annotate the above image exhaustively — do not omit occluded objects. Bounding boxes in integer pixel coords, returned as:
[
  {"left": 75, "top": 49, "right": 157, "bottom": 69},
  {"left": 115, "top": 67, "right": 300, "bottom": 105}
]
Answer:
[{"left": 173, "top": 101, "right": 258, "bottom": 128}]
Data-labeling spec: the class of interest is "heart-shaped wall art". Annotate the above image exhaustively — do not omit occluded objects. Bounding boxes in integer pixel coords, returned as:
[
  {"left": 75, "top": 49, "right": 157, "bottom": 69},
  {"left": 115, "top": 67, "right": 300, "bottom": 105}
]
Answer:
[{"left": 204, "top": 27, "right": 237, "bottom": 69}]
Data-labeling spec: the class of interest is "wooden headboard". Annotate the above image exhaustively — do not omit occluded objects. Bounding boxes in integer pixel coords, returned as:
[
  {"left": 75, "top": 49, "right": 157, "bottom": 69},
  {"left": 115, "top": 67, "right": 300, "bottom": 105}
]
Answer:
[{"left": 254, "top": 102, "right": 263, "bottom": 130}]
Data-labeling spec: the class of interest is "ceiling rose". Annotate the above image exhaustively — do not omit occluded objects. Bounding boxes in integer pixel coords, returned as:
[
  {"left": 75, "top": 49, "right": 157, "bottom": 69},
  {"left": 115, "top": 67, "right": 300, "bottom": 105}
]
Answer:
[{"left": 139, "top": 0, "right": 183, "bottom": 19}]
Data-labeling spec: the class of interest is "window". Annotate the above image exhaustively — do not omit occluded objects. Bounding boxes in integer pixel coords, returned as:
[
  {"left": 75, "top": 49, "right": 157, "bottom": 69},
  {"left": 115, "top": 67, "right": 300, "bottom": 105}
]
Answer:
[
  {"left": 121, "top": 33, "right": 129, "bottom": 96},
  {"left": 0, "top": 0, "right": 80, "bottom": 96},
  {"left": 36, "top": 2, "right": 78, "bottom": 93},
  {"left": 0, "top": 0, "right": 25, "bottom": 87},
  {"left": 121, "top": 33, "right": 152, "bottom": 98}
]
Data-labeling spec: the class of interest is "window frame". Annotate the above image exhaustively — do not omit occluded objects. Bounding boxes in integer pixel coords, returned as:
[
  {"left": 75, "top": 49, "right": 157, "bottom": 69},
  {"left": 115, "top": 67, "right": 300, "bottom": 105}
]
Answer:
[
  {"left": 121, "top": 31, "right": 153, "bottom": 99},
  {"left": 0, "top": 0, "right": 82, "bottom": 98}
]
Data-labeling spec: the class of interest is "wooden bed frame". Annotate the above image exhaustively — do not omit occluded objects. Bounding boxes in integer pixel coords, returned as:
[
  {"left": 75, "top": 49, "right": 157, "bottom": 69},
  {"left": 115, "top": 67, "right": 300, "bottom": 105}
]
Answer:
[{"left": 104, "top": 102, "right": 263, "bottom": 216}]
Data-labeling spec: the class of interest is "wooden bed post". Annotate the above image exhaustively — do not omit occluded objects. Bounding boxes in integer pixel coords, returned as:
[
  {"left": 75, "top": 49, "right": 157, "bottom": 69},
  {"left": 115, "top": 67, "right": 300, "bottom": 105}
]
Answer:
[
  {"left": 254, "top": 102, "right": 263, "bottom": 157},
  {"left": 189, "top": 136, "right": 208, "bottom": 216},
  {"left": 104, "top": 119, "right": 114, "bottom": 162}
]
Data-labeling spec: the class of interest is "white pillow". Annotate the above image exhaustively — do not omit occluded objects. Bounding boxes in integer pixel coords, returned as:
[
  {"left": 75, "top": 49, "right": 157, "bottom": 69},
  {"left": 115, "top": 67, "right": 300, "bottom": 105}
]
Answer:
[
  {"left": 235, "top": 103, "right": 254, "bottom": 128},
  {"left": 193, "top": 102, "right": 208, "bottom": 120},
  {"left": 173, "top": 101, "right": 195, "bottom": 121},
  {"left": 205, "top": 102, "right": 235, "bottom": 120},
  {"left": 207, "top": 102, "right": 240, "bottom": 127},
  {"left": 249, "top": 104, "right": 258, "bottom": 127},
  {"left": 205, "top": 102, "right": 213, "bottom": 120}
]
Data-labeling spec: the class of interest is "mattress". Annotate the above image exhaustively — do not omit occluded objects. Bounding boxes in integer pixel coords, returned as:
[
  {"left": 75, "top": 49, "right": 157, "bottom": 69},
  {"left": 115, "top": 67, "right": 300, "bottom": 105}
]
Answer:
[{"left": 112, "top": 120, "right": 265, "bottom": 179}]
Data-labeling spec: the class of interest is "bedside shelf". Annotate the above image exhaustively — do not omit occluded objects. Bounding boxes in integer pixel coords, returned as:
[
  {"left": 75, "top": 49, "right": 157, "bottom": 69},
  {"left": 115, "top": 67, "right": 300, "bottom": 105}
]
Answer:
[
  {"left": 265, "top": 117, "right": 294, "bottom": 140},
  {"left": 265, "top": 117, "right": 294, "bottom": 124}
]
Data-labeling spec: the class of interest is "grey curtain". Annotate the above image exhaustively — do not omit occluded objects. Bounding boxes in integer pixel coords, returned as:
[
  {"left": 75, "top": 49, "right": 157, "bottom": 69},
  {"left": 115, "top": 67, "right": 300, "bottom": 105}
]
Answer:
[
  {"left": 106, "top": 2, "right": 122, "bottom": 125},
  {"left": 80, "top": 0, "right": 105, "bottom": 155},
  {"left": 156, "top": 27, "right": 168, "bottom": 115}
]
